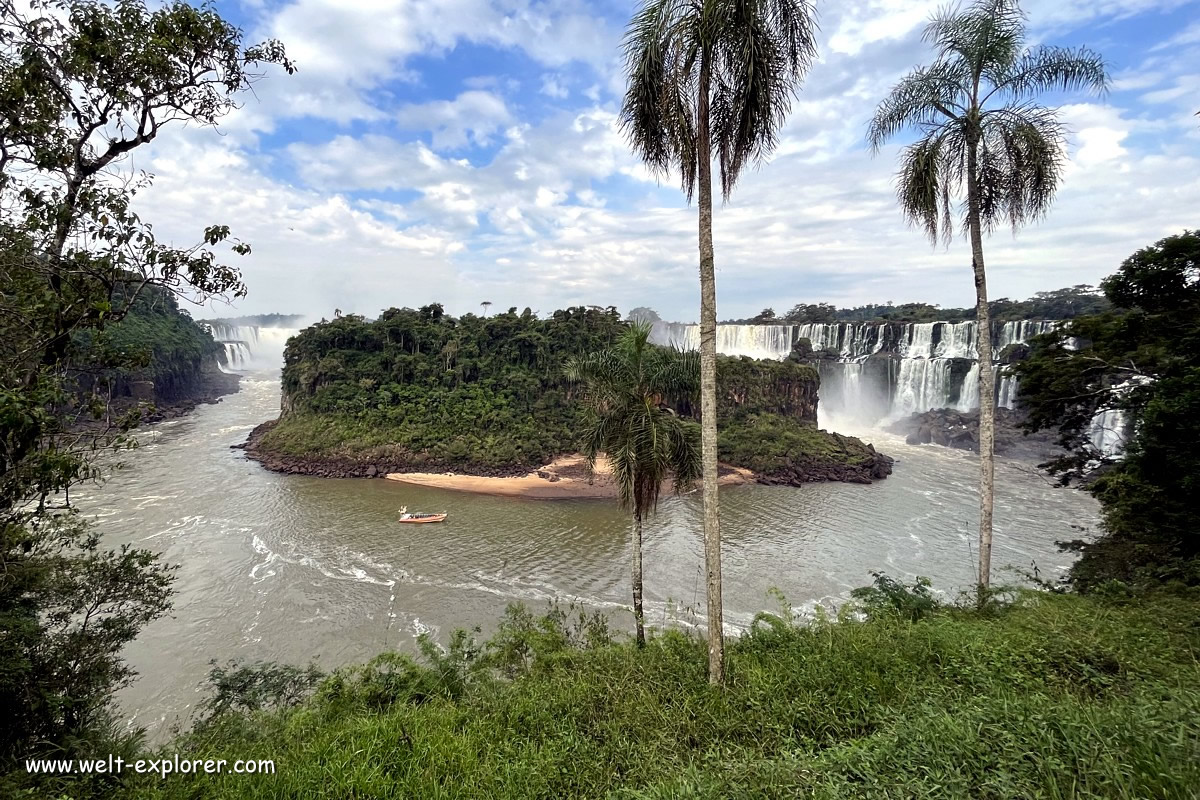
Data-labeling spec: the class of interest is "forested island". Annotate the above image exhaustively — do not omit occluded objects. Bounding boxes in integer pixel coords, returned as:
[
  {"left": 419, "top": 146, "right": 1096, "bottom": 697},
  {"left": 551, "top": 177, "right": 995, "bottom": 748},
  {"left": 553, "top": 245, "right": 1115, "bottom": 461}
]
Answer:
[{"left": 244, "top": 305, "right": 892, "bottom": 487}]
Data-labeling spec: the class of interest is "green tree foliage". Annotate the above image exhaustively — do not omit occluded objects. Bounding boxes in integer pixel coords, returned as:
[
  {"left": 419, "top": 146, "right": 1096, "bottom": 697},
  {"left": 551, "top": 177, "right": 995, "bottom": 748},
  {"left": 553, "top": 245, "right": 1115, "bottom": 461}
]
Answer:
[
  {"left": 0, "top": 0, "right": 290, "bottom": 782},
  {"left": 79, "top": 286, "right": 227, "bottom": 403},
  {"left": 268, "top": 306, "right": 629, "bottom": 472},
  {"left": 567, "top": 322, "right": 702, "bottom": 646},
  {"left": 722, "top": 286, "right": 1110, "bottom": 325},
  {"left": 1014, "top": 231, "right": 1200, "bottom": 589},
  {"left": 782, "top": 302, "right": 838, "bottom": 323}
]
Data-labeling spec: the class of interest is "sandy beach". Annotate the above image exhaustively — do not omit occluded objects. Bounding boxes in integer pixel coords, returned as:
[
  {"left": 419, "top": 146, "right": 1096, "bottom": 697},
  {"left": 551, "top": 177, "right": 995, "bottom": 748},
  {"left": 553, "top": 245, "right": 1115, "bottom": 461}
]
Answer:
[{"left": 385, "top": 454, "right": 755, "bottom": 499}]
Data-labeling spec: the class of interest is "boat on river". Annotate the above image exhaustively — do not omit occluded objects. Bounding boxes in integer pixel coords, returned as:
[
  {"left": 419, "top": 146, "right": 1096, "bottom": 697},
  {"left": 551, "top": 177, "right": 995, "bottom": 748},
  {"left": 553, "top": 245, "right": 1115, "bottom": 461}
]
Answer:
[{"left": 398, "top": 506, "right": 447, "bottom": 524}]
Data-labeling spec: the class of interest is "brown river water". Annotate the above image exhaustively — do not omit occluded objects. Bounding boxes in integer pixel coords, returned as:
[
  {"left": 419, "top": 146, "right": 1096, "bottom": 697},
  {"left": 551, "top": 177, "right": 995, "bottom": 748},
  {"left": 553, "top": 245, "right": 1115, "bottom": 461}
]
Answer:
[{"left": 71, "top": 371, "right": 1100, "bottom": 737}]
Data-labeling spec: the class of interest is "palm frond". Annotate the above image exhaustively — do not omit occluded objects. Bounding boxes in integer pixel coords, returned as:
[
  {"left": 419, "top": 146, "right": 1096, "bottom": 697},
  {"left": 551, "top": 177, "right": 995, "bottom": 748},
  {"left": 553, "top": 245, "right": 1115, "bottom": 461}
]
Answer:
[
  {"left": 867, "top": 61, "right": 969, "bottom": 150},
  {"left": 709, "top": 0, "right": 818, "bottom": 199},
  {"left": 874, "top": 0, "right": 1108, "bottom": 246},
  {"left": 647, "top": 346, "right": 700, "bottom": 396},
  {"left": 621, "top": 0, "right": 816, "bottom": 203},
  {"left": 985, "top": 45, "right": 1108, "bottom": 103},
  {"left": 568, "top": 319, "right": 703, "bottom": 516},
  {"left": 926, "top": 0, "right": 1024, "bottom": 76},
  {"left": 619, "top": 0, "right": 698, "bottom": 194},
  {"left": 896, "top": 126, "right": 963, "bottom": 246},
  {"left": 977, "top": 102, "right": 1067, "bottom": 231},
  {"left": 668, "top": 416, "right": 703, "bottom": 493}
]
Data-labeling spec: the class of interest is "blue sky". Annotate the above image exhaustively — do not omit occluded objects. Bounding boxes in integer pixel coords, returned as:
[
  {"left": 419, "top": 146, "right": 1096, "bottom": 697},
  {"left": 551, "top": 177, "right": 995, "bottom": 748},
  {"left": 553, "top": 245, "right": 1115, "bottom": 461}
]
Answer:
[{"left": 136, "top": 0, "right": 1200, "bottom": 322}]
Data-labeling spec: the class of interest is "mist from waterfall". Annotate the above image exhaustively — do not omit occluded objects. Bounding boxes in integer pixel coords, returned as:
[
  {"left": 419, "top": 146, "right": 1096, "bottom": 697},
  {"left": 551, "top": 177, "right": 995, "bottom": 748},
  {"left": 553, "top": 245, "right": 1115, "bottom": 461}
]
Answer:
[
  {"left": 651, "top": 320, "right": 1051, "bottom": 421},
  {"left": 203, "top": 322, "right": 303, "bottom": 372},
  {"left": 649, "top": 318, "right": 1132, "bottom": 456}
]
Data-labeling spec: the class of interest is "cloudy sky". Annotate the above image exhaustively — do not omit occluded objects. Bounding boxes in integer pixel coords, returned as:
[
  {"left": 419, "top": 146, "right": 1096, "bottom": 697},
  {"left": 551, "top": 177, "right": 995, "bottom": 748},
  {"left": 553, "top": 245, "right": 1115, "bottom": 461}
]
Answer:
[{"left": 135, "top": 0, "right": 1200, "bottom": 323}]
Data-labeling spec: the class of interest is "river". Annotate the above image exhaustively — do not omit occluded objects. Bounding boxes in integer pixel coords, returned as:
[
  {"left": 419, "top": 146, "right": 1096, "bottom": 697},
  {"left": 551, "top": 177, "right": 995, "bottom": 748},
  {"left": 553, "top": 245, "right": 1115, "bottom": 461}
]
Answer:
[{"left": 73, "top": 370, "right": 1099, "bottom": 737}]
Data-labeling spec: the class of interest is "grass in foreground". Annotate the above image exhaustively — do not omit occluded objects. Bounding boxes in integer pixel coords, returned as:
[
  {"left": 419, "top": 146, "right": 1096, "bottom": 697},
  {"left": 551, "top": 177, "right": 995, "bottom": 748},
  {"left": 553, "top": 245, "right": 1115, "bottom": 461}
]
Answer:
[{"left": 120, "top": 586, "right": 1200, "bottom": 799}]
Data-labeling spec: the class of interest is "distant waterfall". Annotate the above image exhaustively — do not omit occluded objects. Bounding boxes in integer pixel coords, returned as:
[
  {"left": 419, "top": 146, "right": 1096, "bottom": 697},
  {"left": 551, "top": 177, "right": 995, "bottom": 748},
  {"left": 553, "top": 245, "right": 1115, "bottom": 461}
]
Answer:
[
  {"left": 649, "top": 319, "right": 1056, "bottom": 424},
  {"left": 1087, "top": 408, "right": 1131, "bottom": 457},
  {"left": 202, "top": 323, "right": 299, "bottom": 371}
]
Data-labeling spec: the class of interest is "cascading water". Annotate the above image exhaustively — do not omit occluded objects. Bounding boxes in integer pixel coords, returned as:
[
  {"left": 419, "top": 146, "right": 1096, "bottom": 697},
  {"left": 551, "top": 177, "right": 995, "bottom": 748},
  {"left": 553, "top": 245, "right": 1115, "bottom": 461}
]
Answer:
[
  {"left": 649, "top": 319, "right": 1057, "bottom": 425},
  {"left": 649, "top": 318, "right": 1138, "bottom": 458},
  {"left": 202, "top": 323, "right": 299, "bottom": 372}
]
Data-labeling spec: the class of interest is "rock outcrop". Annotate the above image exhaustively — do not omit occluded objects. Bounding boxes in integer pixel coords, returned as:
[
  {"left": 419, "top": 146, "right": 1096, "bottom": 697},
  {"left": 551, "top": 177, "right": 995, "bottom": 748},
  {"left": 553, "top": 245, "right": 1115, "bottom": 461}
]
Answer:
[{"left": 887, "top": 407, "right": 1061, "bottom": 461}]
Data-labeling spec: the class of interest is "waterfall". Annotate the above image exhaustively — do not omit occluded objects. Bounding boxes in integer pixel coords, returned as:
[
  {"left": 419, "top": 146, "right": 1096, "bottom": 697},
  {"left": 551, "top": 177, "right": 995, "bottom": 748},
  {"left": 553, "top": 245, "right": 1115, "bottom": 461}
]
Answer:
[
  {"left": 937, "top": 322, "right": 977, "bottom": 359},
  {"left": 894, "top": 358, "right": 951, "bottom": 416},
  {"left": 1087, "top": 408, "right": 1130, "bottom": 457},
  {"left": 649, "top": 318, "right": 1057, "bottom": 425},
  {"left": 956, "top": 365, "right": 980, "bottom": 413},
  {"left": 201, "top": 323, "right": 299, "bottom": 371}
]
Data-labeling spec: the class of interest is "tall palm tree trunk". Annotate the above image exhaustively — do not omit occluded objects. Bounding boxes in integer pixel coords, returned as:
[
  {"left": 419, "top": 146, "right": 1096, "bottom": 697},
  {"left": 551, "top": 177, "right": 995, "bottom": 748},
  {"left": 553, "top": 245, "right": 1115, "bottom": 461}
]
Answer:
[
  {"left": 696, "top": 48, "right": 725, "bottom": 685},
  {"left": 632, "top": 509, "right": 646, "bottom": 647},
  {"left": 966, "top": 123, "right": 995, "bottom": 592}
]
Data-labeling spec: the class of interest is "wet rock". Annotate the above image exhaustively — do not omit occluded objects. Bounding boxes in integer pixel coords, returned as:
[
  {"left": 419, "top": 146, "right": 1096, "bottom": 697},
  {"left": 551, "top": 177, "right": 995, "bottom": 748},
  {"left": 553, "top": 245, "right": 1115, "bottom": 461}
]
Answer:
[{"left": 888, "top": 407, "right": 1060, "bottom": 460}]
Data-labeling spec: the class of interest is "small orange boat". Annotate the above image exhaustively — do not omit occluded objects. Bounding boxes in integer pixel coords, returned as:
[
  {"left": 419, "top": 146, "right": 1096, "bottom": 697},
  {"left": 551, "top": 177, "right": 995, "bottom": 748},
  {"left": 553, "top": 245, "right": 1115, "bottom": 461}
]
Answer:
[{"left": 398, "top": 506, "right": 447, "bottom": 524}]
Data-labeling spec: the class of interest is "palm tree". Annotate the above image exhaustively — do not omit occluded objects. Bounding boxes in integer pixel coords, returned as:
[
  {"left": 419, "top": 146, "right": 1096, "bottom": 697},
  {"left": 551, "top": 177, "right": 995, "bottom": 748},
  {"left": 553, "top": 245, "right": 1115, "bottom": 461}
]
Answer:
[
  {"left": 480, "top": 301, "right": 492, "bottom": 317},
  {"left": 868, "top": 0, "right": 1107, "bottom": 590},
  {"left": 620, "top": 0, "right": 818, "bottom": 684},
  {"left": 566, "top": 321, "right": 702, "bottom": 647}
]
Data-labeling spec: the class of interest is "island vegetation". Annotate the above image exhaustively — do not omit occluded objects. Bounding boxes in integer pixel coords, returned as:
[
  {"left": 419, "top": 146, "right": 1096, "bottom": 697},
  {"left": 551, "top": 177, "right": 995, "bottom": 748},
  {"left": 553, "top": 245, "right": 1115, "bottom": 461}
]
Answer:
[{"left": 246, "top": 304, "right": 890, "bottom": 485}]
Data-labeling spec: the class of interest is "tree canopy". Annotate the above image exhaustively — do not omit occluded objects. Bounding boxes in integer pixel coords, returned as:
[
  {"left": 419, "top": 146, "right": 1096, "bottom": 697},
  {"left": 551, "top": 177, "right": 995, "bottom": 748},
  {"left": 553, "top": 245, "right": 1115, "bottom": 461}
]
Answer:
[
  {"left": 0, "top": 0, "right": 290, "bottom": 780},
  {"left": 717, "top": 285, "right": 1111, "bottom": 324},
  {"left": 1014, "top": 230, "right": 1200, "bottom": 588}
]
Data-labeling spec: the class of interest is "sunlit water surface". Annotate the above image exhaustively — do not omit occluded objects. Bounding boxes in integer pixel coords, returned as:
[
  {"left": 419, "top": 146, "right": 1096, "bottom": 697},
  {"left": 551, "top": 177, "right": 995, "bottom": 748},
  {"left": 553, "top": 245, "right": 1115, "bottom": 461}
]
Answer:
[{"left": 72, "top": 373, "right": 1099, "bottom": 736}]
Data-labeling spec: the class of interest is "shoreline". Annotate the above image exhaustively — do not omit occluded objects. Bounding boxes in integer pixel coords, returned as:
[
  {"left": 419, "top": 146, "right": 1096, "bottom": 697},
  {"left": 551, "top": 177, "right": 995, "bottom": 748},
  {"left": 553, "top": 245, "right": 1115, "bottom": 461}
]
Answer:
[
  {"left": 243, "top": 417, "right": 897, "bottom": 491},
  {"left": 384, "top": 454, "right": 756, "bottom": 500},
  {"left": 242, "top": 418, "right": 894, "bottom": 492},
  {"left": 240, "top": 422, "right": 757, "bottom": 498}
]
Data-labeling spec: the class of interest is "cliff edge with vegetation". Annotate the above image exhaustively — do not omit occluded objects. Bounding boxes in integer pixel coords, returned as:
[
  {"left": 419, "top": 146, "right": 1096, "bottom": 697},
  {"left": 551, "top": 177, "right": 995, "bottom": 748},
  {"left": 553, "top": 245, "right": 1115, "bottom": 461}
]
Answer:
[
  {"left": 244, "top": 305, "right": 890, "bottom": 486},
  {"left": 75, "top": 284, "right": 238, "bottom": 418}
]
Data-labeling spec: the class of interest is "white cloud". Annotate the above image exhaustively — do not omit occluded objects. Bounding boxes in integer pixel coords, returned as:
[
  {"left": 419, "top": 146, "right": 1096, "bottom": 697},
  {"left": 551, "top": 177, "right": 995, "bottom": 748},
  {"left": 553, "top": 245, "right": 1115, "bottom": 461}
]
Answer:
[
  {"left": 1059, "top": 104, "right": 1131, "bottom": 167},
  {"left": 395, "top": 91, "right": 512, "bottom": 150},
  {"left": 540, "top": 74, "right": 570, "bottom": 99},
  {"left": 113, "top": 0, "right": 1200, "bottom": 323},
  {"left": 255, "top": 0, "right": 617, "bottom": 125},
  {"left": 133, "top": 137, "right": 468, "bottom": 318}
]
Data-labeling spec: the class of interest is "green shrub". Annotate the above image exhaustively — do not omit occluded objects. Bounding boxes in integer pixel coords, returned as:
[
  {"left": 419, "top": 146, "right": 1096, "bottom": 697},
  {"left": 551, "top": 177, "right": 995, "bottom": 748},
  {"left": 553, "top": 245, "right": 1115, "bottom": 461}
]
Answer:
[{"left": 109, "top": 588, "right": 1200, "bottom": 800}]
